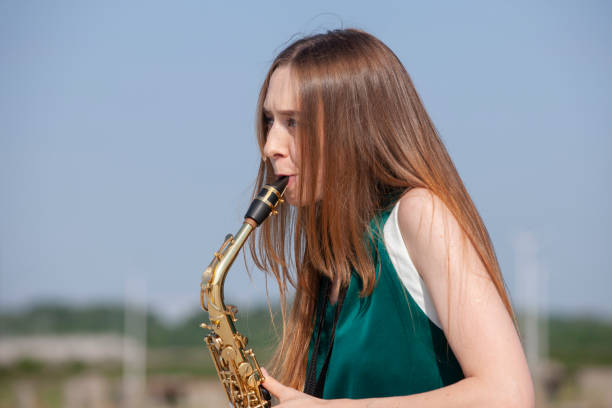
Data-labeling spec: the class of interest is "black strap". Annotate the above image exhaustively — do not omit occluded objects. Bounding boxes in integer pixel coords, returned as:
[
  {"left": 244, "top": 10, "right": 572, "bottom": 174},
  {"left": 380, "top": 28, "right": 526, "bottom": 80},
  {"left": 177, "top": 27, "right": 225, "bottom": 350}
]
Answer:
[{"left": 304, "top": 278, "right": 346, "bottom": 398}]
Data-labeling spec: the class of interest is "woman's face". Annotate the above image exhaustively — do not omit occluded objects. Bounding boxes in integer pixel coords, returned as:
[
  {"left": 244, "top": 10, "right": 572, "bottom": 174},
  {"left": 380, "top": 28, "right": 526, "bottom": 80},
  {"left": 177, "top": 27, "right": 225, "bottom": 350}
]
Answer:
[{"left": 263, "top": 66, "right": 302, "bottom": 206}]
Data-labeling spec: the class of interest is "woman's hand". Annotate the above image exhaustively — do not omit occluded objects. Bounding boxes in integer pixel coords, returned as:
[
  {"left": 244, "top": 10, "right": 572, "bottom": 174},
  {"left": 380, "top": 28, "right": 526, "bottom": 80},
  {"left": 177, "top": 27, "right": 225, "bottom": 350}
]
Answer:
[{"left": 261, "top": 368, "right": 330, "bottom": 407}]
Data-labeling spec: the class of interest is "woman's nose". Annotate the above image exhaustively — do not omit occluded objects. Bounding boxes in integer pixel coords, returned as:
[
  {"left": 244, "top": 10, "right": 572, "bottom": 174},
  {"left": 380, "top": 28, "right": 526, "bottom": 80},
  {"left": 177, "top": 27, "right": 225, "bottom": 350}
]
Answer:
[{"left": 263, "top": 124, "right": 288, "bottom": 160}]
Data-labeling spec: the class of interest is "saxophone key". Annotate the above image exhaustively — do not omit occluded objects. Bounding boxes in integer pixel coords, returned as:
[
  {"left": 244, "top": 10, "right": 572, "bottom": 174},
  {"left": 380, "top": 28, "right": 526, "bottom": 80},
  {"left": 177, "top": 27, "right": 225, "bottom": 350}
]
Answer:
[
  {"left": 213, "top": 336, "right": 223, "bottom": 350},
  {"left": 238, "top": 361, "right": 253, "bottom": 378},
  {"left": 234, "top": 333, "right": 248, "bottom": 347},
  {"left": 221, "top": 345, "right": 236, "bottom": 362},
  {"left": 247, "top": 373, "right": 258, "bottom": 388},
  {"left": 227, "top": 304, "right": 238, "bottom": 315}
]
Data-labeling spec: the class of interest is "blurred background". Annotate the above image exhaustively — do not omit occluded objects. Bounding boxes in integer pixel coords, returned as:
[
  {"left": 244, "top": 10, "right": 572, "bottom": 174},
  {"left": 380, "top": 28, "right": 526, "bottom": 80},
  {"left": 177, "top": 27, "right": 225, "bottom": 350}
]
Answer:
[{"left": 1, "top": 1, "right": 610, "bottom": 407}]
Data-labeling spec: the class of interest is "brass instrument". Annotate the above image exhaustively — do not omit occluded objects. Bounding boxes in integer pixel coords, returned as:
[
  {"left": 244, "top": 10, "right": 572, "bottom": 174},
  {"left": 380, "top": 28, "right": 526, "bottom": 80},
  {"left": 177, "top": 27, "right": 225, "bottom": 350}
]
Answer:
[{"left": 200, "top": 176, "right": 288, "bottom": 408}]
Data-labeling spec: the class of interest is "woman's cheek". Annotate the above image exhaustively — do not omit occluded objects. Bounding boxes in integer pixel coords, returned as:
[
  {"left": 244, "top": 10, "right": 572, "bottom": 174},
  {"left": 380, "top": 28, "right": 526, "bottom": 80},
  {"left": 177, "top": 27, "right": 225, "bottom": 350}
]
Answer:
[{"left": 289, "top": 139, "right": 300, "bottom": 166}]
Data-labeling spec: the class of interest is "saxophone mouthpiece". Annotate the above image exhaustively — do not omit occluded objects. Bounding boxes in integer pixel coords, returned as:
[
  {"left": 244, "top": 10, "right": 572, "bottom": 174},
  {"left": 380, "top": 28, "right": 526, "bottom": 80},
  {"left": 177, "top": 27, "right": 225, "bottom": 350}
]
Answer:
[
  {"left": 272, "top": 175, "right": 290, "bottom": 192},
  {"left": 245, "top": 176, "right": 289, "bottom": 226}
]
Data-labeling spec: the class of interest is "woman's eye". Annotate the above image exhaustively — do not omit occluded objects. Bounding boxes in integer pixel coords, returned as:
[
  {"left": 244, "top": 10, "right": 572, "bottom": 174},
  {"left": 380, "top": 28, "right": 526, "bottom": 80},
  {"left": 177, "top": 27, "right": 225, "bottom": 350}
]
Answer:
[
  {"left": 264, "top": 115, "right": 274, "bottom": 128},
  {"left": 287, "top": 118, "right": 297, "bottom": 128}
]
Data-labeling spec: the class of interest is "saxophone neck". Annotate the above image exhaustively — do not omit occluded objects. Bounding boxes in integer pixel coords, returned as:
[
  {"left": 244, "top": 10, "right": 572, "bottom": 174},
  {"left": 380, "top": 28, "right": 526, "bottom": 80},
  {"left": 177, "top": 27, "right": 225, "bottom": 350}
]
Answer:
[{"left": 210, "top": 222, "right": 255, "bottom": 288}]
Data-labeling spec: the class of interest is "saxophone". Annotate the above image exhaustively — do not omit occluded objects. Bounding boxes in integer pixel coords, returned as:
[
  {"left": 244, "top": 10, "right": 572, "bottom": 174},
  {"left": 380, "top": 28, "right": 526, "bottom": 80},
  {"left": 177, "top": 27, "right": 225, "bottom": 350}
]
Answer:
[{"left": 200, "top": 176, "right": 288, "bottom": 408}]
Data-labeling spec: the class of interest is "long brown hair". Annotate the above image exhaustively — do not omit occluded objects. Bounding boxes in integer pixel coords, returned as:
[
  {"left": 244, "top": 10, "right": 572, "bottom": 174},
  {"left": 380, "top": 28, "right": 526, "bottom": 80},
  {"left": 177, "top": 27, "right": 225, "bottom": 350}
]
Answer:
[{"left": 249, "top": 29, "right": 512, "bottom": 389}]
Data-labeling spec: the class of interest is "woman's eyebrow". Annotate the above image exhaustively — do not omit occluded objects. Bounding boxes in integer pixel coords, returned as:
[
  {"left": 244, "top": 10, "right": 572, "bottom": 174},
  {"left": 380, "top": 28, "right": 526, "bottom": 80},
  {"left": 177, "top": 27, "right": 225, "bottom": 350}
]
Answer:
[{"left": 263, "top": 107, "right": 300, "bottom": 116}]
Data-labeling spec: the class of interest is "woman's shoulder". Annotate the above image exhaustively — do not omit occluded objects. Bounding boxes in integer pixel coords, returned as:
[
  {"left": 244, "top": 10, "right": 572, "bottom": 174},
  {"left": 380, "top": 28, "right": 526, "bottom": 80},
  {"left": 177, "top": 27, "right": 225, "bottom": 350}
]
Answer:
[
  {"left": 396, "top": 187, "right": 451, "bottom": 231},
  {"left": 395, "top": 188, "right": 463, "bottom": 275},
  {"left": 396, "top": 187, "right": 437, "bottom": 210}
]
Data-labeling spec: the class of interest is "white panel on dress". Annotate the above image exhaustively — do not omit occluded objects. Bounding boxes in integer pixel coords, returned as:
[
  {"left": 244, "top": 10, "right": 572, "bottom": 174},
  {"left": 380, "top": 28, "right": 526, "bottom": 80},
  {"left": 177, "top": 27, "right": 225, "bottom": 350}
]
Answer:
[{"left": 382, "top": 201, "right": 442, "bottom": 329}]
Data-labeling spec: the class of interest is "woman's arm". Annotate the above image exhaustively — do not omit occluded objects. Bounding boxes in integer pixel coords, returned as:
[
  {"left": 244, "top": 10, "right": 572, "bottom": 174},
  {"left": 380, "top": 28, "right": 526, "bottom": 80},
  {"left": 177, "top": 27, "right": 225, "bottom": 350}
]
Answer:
[
  {"left": 377, "top": 188, "right": 534, "bottom": 407},
  {"left": 263, "top": 188, "right": 534, "bottom": 407}
]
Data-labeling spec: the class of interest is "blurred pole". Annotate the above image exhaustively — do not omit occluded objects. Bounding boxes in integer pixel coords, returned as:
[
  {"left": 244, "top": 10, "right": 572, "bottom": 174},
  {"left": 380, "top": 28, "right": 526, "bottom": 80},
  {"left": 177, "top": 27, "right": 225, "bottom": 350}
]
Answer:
[
  {"left": 14, "top": 381, "right": 35, "bottom": 408},
  {"left": 540, "top": 264, "right": 549, "bottom": 365},
  {"left": 516, "top": 231, "right": 539, "bottom": 368},
  {"left": 515, "top": 230, "right": 548, "bottom": 398},
  {"left": 123, "top": 276, "right": 147, "bottom": 408}
]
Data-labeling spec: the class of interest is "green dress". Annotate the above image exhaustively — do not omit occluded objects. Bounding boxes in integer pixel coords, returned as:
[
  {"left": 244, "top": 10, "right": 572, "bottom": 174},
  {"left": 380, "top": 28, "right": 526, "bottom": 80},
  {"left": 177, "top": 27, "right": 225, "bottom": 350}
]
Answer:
[{"left": 306, "top": 203, "right": 464, "bottom": 399}]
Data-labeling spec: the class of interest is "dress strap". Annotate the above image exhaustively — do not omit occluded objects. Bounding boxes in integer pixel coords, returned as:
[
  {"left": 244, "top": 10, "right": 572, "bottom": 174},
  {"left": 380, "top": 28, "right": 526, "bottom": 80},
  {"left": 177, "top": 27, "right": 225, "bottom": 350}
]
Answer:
[{"left": 304, "top": 278, "right": 347, "bottom": 398}]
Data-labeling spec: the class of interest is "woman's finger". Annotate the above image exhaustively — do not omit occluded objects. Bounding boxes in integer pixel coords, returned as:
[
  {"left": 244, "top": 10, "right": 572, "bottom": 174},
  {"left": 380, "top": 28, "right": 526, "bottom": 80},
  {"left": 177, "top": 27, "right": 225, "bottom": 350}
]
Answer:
[{"left": 261, "top": 367, "right": 300, "bottom": 402}]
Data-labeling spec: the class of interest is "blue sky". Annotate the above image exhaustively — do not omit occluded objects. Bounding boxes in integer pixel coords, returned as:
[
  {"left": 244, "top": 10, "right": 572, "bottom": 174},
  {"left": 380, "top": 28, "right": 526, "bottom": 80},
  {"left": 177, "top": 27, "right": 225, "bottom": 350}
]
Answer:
[{"left": 1, "top": 1, "right": 610, "bottom": 320}]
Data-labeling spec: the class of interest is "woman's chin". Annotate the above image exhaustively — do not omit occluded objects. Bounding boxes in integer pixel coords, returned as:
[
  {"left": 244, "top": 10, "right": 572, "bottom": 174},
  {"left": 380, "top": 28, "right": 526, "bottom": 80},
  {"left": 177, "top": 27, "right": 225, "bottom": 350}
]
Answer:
[{"left": 284, "top": 194, "right": 298, "bottom": 207}]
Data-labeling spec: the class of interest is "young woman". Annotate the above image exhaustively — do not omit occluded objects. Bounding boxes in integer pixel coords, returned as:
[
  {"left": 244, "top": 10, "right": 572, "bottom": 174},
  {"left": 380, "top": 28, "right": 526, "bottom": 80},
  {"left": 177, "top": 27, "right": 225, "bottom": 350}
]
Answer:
[{"left": 249, "top": 29, "right": 534, "bottom": 407}]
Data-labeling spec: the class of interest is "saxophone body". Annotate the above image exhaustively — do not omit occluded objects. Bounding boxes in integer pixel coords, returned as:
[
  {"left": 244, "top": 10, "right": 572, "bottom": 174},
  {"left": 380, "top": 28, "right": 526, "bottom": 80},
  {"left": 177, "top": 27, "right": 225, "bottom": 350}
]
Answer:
[{"left": 200, "top": 177, "right": 288, "bottom": 408}]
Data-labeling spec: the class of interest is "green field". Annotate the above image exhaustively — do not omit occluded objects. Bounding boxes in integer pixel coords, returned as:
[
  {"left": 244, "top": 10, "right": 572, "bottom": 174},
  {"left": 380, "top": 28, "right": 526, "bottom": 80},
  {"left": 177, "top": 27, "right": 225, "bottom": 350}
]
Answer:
[{"left": 1, "top": 303, "right": 611, "bottom": 376}]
